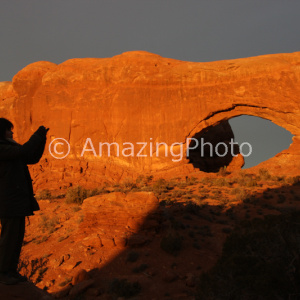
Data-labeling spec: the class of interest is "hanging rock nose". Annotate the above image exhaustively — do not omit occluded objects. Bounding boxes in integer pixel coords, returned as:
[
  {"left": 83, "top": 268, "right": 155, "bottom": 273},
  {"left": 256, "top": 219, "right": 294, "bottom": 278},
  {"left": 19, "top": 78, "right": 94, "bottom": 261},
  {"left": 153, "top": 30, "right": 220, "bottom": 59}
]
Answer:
[{"left": 187, "top": 121, "right": 244, "bottom": 173}]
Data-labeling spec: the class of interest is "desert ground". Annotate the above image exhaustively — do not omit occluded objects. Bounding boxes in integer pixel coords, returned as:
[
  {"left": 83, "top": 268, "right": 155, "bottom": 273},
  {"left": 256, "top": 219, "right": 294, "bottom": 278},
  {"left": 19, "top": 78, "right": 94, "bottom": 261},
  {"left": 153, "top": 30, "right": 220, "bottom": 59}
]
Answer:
[{"left": 1, "top": 168, "right": 300, "bottom": 299}]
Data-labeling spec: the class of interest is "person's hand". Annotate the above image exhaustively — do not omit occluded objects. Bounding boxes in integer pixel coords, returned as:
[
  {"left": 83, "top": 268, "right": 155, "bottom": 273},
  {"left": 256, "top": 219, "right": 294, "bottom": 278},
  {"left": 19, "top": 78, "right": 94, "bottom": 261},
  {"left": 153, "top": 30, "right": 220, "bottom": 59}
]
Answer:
[{"left": 36, "top": 126, "right": 49, "bottom": 136}]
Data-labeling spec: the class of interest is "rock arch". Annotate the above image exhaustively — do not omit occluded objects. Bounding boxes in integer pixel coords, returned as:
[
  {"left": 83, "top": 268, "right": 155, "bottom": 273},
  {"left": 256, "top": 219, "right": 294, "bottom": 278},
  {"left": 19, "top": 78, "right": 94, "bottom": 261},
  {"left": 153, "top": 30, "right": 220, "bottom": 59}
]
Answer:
[
  {"left": 185, "top": 106, "right": 298, "bottom": 174},
  {"left": 186, "top": 121, "right": 243, "bottom": 173},
  {"left": 186, "top": 112, "right": 295, "bottom": 173},
  {"left": 1, "top": 50, "right": 300, "bottom": 189}
]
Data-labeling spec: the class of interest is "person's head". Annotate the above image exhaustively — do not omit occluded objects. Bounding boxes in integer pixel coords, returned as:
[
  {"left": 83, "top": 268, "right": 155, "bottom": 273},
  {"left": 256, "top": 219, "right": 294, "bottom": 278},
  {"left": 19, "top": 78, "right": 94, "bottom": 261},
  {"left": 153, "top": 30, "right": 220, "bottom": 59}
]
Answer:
[{"left": 0, "top": 118, "right": 14, "bottom": 140}]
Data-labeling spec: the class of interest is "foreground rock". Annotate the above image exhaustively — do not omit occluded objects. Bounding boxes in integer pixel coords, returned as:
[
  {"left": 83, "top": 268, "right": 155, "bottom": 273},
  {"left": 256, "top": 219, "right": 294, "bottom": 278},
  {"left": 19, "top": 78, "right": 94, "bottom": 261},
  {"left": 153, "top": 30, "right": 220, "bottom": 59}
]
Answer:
[
  {"left": 20, "top": 192, "right": 160, "bottom": 294},
  {"left": 17, "top": 175, "right": 300, "bottom": 299},
  {"left": 79, "top": 191, "right": 160, "bottom": 245}
]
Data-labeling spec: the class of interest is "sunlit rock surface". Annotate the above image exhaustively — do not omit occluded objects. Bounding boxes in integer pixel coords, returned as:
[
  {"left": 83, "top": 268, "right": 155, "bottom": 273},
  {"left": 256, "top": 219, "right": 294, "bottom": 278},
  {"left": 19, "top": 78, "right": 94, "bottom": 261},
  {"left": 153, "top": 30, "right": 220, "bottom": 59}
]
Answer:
[{"left": 1, "top": 51, "right": 300, "bottom": 189}]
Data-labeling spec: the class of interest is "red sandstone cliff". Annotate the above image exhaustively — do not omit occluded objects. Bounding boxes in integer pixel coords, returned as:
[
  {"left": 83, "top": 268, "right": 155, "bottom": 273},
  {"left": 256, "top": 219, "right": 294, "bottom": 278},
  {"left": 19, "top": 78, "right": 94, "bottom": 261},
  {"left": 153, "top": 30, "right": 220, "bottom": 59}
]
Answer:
[{"left": 1, "top": 51, "right": 300, "bottom": 190}]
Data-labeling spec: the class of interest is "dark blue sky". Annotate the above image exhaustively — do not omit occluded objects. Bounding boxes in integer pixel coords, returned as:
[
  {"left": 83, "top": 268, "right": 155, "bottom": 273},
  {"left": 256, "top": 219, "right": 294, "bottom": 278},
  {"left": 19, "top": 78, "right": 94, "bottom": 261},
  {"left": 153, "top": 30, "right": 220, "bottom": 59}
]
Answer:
[{"left": 1, "top": 0, "right": 298, "bottom": 168}]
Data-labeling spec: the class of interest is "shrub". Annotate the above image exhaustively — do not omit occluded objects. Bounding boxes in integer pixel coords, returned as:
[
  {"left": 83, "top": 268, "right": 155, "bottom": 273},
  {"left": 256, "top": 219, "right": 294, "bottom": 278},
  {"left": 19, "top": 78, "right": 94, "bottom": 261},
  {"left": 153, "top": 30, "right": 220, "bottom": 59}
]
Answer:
[
  {"left": 222, "top": 227, "right": 232, "bottom": 234},
  {"left": 183, "top": 193, "right": 194, "bottom": 200},
  {"left": 109, "top": 278, "right": 141, "bottom": 298},
  {"left": 135, "top": 175, "right": 145, "bottom": 184},
  {"left": 18, "top": 257, "right": 49, "bottom": 284},
  {"left": 153, "top": 178, "right": 167, "bottom": 188},
  {"left": 170, "top": 218, "right": 185, "bottom": 230},
  {"left": 65, "top": 186, "right": 88, "bottom": 205},
  {"left": 140, "top": 185, "right": 153, "bottom": 192},
  {"left": 235, "top": 189, "right": 249, "bottom": 201},
  {"left": 243, "top": 196, "right": 258, "bottom": 205},
  {"left": 237, "top": 175, "right": 258, "bottom": 187},
  {"left": 152, "top": 178, "right": 174, "bottom": 197},
  {"left": 126, "top": 251, "right": 139, "bottom": 262},
  {"left": 271, "top": 175, "right": 286, "bottom": 182},
  {"left": 160, "top": 232, "right": 183, "bottom": 255},
  {"left": 72, "top": 206, "right": 81, "bottom": 212},
  {"left": 192, "top": 194, "right": 206, "bottom": 203},
  {"left": 193, "top": 242, "right": 201, "bottom": 249},
  {"left": 39, "top": 215, "right": 59, "bottom": 234},
  {"left": 77, "top": 215, "right": 84, "bottom": 224},
  {"left": 214, "top": 177, "right": 230, "bottom": 187},
  {"left": 171, "top": 190, "right": 186, "bottom": 198},
  {"left": 285, "top": 176, "right": 300, "bottom": 185},
  {"left": 217, "top": 166, "right": 228, "bottom": 177},
  {"left": 200, "top": 177, "right": 214, "bottom": 187},
  {"left": 36, "top": 189, "right": 52, "bottom": 200},
  {"left": 211, "top": 190, "right": 222, "bottom": 199},
  {"left": 200, "top": 187, "right": 210, "bottom": 193},
  {"left": 263, "top": 192, "right": 273, "bottom": 199},
  {"left": 87, "top": 187, "right": 110, "bottom": 197},
  {"left": 230, "top": 187, "right": 249, "bottom": 201},
  {"left": 185, "top": 176, "right": 198, "bottom": 185},
  {"left": 146, "top": 175, "right": 154, "bottom": 182},
  {"left": 258, "top": 168, "right": 271, "bottom": 180},
  {"left": 219, "top": 196, "right": 229, "bottom": 206},
  {"left": 177, "top": 181, "right": 189, "bottom": 188},
  {"left": 122, "top": 178, "right": 137, "bottom": 190},
  {"left": 277, "top": 194, "right": 286, "bottom": 203},
  {"left": 196, "top": 212, "right": 300, "bottom": 299},
  {"left": 32, "top": 236, "right": 48, "bottom": 244},
  {"left": 230, "top": 187, "right": 241, "bottom": 195},
  {"left": 57, "top": 235, "right": 69, "bottom": 242},
  {"left": 185, "top": 201, "right": 201, "bottom": 215},
  {"left": 132, "top": 263, "right": 148, "bottom": 273},
  {"left": 197, "top": 225, "right": 212, "bottom": 237}
]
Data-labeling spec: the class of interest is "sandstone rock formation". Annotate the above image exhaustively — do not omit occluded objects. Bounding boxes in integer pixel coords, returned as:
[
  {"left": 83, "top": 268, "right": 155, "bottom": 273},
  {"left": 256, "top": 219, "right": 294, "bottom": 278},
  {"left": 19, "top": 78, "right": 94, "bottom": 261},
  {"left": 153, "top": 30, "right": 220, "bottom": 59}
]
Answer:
[
  {"left": 20, "top": 192, "right": 161, "bottom": 294},
  {"left": 188, "top": 121, "right": 242, "bottom": 172},
  {"left": 1, "top": 51, "right": 300, "bottom": 190}
]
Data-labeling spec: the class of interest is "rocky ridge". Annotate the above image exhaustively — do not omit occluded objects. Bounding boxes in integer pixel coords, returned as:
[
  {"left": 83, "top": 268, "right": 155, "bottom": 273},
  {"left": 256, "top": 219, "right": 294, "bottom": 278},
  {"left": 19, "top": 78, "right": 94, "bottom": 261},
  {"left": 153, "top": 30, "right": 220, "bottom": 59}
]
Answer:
[{"left": 1, "top": 51, "right": 300, "bottom": 192}]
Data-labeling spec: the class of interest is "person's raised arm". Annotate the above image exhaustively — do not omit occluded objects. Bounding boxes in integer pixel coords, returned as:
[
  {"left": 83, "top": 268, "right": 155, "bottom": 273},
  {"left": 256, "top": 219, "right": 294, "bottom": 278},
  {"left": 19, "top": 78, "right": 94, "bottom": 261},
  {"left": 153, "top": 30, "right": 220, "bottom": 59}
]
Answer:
[
  {"left": 25, "top": 126, "right": 48, "bottom": 164},
  {"left": 0, "top": 126, "right": 48, "bottom": 164}
]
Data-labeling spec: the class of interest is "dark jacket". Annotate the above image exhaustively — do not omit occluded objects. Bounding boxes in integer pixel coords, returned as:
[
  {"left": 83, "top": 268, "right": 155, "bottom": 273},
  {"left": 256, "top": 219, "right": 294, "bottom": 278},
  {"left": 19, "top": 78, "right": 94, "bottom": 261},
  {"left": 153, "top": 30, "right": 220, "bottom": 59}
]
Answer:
[{"left": 0, "top": 128, "right": 47, "bottom": 218}]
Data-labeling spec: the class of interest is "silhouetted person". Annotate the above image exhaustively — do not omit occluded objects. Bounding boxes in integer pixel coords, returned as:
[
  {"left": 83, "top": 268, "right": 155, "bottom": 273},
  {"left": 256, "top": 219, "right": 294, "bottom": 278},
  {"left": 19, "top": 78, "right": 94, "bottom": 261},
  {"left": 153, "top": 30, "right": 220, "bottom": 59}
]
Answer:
[{"left": 0, "top": 118, "right": 48, "bottom": 285}]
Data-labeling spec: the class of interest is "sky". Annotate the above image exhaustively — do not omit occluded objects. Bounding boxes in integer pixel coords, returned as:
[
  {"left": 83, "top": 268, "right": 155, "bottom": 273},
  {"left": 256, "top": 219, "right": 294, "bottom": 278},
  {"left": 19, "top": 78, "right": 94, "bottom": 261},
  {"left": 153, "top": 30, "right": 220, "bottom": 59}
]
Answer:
[{"left": 1, "top": 0, "right": 299, "bottom": 168}]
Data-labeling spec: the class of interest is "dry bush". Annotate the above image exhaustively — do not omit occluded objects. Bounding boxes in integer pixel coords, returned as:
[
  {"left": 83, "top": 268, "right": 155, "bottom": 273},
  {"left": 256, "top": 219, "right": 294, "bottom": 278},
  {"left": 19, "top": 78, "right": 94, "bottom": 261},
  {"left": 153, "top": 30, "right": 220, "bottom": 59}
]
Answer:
[
  {"left": 160, "top": 231, "right": 183, "bottom": 256},
  {"left": 152, "top": 178, "right": 174, "bottom": 197},
  {"left": 230, "top": 188, "right": 249, "bottom": 202},
  {"left": 285, "top": 176, "right": 300, "bottom": 185},
  {"left": 109, "top": 278, "right": 141, "bottom": 298},
  {"left": 18, "top": 257, "right": 49, "bottom": 284},
  {"left": 171, "top": 190, "right": 186, "bottom": 198},
  {"left": 65, "top": 186, "right": 88, "bottom": 205},
  {"left": 36, "top": 189, "right": 52, "bottom": 200},
  {"left": 214, "top": 177, "right": 231, "bottom": 187},
  {"left": 200, "top": 177, "right": 214, "bottom": 187},
  {"left": 197, "top": 212, "right": 300, "bottom": 299},
  {"left": 122, "top": 178, "right": 138, "bottom": 190},
  {"left": 217, "top": 166, "right": 229, "bottom": 177},
  {"left": 258, "top": 168, "right": 271, "bottom": 180},
  {"left": 39, "top": 215, "right": 59, "bottom": 234}
]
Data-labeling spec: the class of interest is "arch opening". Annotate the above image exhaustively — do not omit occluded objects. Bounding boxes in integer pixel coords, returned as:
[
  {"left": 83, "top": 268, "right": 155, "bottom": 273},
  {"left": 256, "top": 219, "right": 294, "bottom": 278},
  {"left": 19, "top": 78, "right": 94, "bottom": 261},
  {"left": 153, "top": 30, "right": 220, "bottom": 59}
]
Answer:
[
  {"left": 187, "top": 115, "right": 294, "bottom": 172},
  {"left": 229, "top": 115, "right": 294, "bottom": 169}
]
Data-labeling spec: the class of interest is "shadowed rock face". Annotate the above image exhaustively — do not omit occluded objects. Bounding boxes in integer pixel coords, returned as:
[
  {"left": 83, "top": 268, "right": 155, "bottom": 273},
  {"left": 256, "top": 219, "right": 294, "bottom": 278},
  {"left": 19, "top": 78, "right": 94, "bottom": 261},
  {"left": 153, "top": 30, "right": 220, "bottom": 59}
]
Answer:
[
  {"left": 188, "top": 121, "right": 243, "bottom": 172},
  {"left": 1, "top": 51, "right": 300, "bottom": 189}
]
